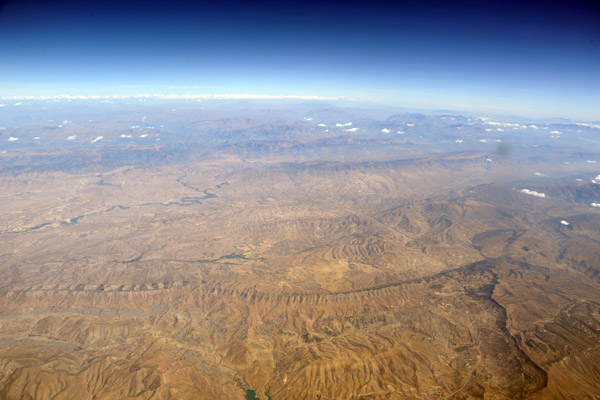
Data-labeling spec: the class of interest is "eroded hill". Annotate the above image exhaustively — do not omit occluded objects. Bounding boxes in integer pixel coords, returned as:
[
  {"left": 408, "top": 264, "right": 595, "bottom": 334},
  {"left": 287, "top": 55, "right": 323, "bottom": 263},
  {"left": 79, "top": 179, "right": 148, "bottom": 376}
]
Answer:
[{"left": 1, "top": 104, "right": 600, "bottom": 399}]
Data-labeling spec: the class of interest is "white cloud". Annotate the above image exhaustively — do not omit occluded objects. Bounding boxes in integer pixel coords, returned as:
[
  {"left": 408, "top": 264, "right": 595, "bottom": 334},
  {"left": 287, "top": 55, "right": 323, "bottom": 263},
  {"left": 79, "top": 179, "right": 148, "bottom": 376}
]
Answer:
[
  {"left": 529, "top": 125, "right": 538, "bottom": 129},
  {"left": 485, "top": 128, "right": 493, "bottom": 132},
  {"left": 33, "top": 136, "right": 40, "bottom": 140},
  {"left": 455, "top": 139, "right": 463, "bottom": 143},
  {"left": 90, "top": 136, "right": 103, "bottom": 143},
  {"left": 397, "top": 130, "right": 405, "bottom": 134},
  {"left": 345, "top": 128, "right": 359, "bottom": 132},
  {"left": 120, "top": 134, "right": 132, "bottom": 138},
  {"left": 0, "top": 127, "right": 5, "bottom": 130},
  {"left": 303, "top": 117, "right": 313, "bottom": 121},
  {"left": 336, "top": 122, "right": 352, "bottom": 127},
  {"left": 592, "top": 203, "right": 600, "bottom": 208},
  {"left": 534, "top": 172, "right": 547, "bottom": 177},
  {"left": 560, "top": 220, "right": 570, "bottom": 226},
  {"left": 67, "top": 135, "right": 76, "bottom": 140},
  {"left": 576, "top": 122, "right": 600, "bottom": 129},
  {"left": 14, "top": 102, "right": 21, "bottom": 106},
  {"left": 57, "top": 125, "right": 63, "bottom": 128},
  {"left": 550, "top": 130, "right": 561, "bottom": 134},
  {"left": 576, "top": 178, "right": 583, "bottom": 182},
  {"left": 317, "top": 124, "right": 327, "bottom": 127},
  {"left": 480, "top": 139, "right": 488, "bottom": 143},
  {"left": 496, "top": 128, "right": 504, "bottom": 132},
  {"left": 139, "top": 134, "right": 148, "bottom": 138},
  {"left": 486, "top": 158, "right": 492, "bottom": 162},
  {"left": 0, "top": 104, "right": 4, "bottom": 107},
  {"left": 381, "top": 128, "right": 391, "bottom": 133},
  {"left": 586, "top": 160, "right": 597, "bottom": 164},
  {"left": 520, "top": 189, "right": 546, "bottom": 198},
  {"left": 485, "top": 121, "right": 520, "bottom": 127},
  {"left": 405, "top": 123, "right": 415, "bottom": 127},
  {"left": 8, "top": 137, "right": 18, "bottom": 141},
  {"left": 62, "top": 120, "right": 72, "bottom": 124}
]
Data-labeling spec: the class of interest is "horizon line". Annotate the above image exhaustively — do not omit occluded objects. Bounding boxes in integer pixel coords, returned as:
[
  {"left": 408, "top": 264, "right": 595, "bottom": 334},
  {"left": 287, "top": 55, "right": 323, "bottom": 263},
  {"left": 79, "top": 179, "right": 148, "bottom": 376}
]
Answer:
[
  {"left": 0, "top": 93, "right": 343, "bottom": 101},
  {"left": 1, "top": 93, "right": 598, "bottom": 123}
]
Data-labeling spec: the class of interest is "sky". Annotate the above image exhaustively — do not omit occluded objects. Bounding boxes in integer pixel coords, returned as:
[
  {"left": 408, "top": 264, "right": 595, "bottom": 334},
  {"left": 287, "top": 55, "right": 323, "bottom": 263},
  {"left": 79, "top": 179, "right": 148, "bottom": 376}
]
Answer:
[{"left": 0, "top": 0, "right": 599, "bottom": 120}]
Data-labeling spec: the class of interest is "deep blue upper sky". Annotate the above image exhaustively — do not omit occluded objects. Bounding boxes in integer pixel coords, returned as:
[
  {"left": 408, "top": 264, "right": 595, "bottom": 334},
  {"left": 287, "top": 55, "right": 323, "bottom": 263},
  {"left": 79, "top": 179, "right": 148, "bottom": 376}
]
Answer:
[{"left": 0, "top": 0, "right": 599, "bottom": 119}]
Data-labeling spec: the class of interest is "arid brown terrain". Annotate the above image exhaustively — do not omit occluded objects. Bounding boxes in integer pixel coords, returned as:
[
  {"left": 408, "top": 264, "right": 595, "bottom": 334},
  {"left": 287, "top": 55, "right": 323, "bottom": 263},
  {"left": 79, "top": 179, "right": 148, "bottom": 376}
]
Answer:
[{"left": 1, "top": 101, "right": 600, "bottom": 399}]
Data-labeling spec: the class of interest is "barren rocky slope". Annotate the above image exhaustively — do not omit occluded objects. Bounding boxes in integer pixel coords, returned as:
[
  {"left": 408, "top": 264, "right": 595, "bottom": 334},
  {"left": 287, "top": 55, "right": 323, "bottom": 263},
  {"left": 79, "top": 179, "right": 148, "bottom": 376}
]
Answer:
[{"left": 1, "top": 104, "right": 600, "bottom": 399}]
